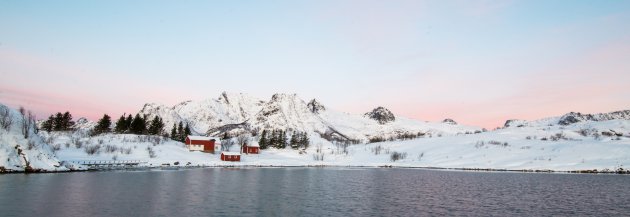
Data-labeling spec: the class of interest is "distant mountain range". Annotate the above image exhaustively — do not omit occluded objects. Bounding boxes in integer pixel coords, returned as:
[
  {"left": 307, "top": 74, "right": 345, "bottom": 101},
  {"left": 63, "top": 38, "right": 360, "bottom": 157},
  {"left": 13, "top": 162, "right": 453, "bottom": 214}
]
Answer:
[{"left": 137, "top": 92, "right": 482, "bottom": 142}]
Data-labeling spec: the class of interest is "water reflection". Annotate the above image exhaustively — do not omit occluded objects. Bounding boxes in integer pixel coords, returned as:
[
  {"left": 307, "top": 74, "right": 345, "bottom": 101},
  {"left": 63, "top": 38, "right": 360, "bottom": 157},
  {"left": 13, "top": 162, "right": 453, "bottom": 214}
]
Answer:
[{"left": 1, "top": 168, "right": 629, "bottom": 217}]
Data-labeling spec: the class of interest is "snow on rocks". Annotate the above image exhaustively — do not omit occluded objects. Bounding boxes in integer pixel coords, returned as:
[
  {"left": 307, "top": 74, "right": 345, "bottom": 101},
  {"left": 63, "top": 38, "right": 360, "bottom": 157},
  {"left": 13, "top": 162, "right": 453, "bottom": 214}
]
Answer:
[{"left": 0, "top": 104, "right": 74, "bottom": 172}]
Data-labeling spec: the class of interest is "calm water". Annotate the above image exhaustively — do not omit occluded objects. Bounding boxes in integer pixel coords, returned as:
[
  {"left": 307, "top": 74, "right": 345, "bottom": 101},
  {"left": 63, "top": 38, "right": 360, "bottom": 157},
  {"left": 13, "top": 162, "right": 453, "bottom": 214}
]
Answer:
[{"left": 1, "top": 168, "right": 630, "bottom": 217}]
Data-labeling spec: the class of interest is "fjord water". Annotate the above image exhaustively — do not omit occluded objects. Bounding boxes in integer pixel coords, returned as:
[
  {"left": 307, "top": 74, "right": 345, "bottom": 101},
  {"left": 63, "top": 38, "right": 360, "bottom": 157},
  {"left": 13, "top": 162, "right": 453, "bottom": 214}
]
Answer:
[{"left": 1, "top": 168, "right": 629, "bottom": 217}]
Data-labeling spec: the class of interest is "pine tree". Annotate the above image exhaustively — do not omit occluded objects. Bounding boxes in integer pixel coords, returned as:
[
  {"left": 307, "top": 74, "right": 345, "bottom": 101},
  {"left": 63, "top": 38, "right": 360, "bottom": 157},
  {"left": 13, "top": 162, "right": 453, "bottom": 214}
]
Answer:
[
  {"left": 93, "top": 114, "right": 112, "bottom": 135},
  {"left": 62, "top": 111, "right": 74, "bottom": 130},
  {"left": 290, "top": 131, "right": 299, "bottom": 149},
  {"left": 129, "top": 114, "right": 146, "bottom": 134},
  {"left": 280, "top": 130, "right": 287, "bottom": 149},
  {"left": 142, "top": 114, "right": 149, "bottom": 134},
  {"left": 125, "top": 114, "right": 133, "bottom": 132},
  {"left": 177, "top": 122, "right": 184, "bottom": 141},
  {"left": 42, "top": 115, "right": 54, "bottom": 132},
  {"left": 259, "top": 130, "right": 268, "bottom": 149},
  {"left": 114, "top": 115, "right": 127, "bottom": 133},
  {"left": 269, "top": 130, "right": 278, "bottom": 148},
  {"left": 183, "top": 124, "right": 191, "bottom": 141},
  {"left": 148, "top": 116, "right": 164, "bottom": 135},
  {"left": 53, "top": 112, "right": 63, "bottom": 131},
  {"left": 300, "top": 132, "right": 309, "bottom": 149},
  {"left": 170, "top": 123, "right": 177, "bottom": 140}
]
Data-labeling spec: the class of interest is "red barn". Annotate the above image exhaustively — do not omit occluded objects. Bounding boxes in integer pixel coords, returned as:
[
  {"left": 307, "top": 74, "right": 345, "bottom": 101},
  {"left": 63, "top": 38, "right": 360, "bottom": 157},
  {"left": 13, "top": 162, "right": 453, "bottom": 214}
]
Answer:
[
  {"left": 221, "top": 152, "right": 241, "bottom": 161},
  {"left": 185, "top": 136, "right": 220, "bottom": 153},
  {"left": 241, "top": 141, "right": 260, "bottom": 154}
]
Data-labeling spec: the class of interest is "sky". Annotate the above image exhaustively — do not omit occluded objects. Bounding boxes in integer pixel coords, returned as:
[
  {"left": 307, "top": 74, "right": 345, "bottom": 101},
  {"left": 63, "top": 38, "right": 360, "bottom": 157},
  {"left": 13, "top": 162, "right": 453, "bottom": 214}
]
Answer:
[{"left": 1, "top": 0, "right": 629, "bottom": 128}]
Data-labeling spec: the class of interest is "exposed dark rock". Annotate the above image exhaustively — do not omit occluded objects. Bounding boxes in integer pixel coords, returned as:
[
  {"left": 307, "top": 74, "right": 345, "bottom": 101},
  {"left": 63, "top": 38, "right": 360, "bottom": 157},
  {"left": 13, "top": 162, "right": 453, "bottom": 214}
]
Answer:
[
  {"left": 442, "top": 118, "right": 457, "bottom": 125},
  {"left": 307, "top": 99, "right": 325, "bottom": 114},
  {"left": 364, "top": 107, "right": 395, "bottom": 124}
]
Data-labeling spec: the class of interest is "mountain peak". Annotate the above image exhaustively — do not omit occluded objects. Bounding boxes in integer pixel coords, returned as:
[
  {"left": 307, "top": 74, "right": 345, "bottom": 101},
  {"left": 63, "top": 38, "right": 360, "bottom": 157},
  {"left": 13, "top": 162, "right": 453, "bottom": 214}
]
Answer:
[
  {"left": 442, "top": 118, "right": 457, "bottom": 125},
  {"left": 364, "top": 106, "right": 395, "bottom": 124},
  {"left": 307, "top": 99, "right": 325, "bottom": 114}
]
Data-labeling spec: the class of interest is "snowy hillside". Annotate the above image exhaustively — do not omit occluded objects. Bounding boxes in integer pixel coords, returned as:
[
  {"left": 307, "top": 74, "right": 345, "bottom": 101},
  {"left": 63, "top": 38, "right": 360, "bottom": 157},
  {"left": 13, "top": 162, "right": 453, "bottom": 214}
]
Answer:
[
  {"left": 44, "top": 117, "right": 630, "bottom": 172},
  {"left": 0, "top": 104, "right": 75, "bottom": 172},
  {"left": 503, "top": 110, "right": 630, "bottom": 128},
  {"left": 139, "top": 92, "right": 483, "bottom": 142}
]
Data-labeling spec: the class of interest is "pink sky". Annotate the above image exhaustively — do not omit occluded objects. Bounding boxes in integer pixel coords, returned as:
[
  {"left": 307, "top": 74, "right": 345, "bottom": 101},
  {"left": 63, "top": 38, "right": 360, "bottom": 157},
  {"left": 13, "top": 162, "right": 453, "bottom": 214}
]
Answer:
[{"left": 1, "top": 1, "right": 629, "bottom": 128}]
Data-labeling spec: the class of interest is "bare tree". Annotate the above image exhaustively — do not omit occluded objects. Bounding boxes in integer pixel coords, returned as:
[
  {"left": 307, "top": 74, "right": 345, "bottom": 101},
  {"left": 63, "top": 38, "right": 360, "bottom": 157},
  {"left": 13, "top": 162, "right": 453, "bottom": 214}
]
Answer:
[
  {"left": 0, "top": 106, "right": 13, "bottom": 130},
  {"left": 237, "top": 134, "right": 250, "bottom": 154},
  {"left": 221, "top": 138, "right": 233, "bottom": 151},
  {"left": 18, "top": 107, "right": 36, "bottom": 139}
]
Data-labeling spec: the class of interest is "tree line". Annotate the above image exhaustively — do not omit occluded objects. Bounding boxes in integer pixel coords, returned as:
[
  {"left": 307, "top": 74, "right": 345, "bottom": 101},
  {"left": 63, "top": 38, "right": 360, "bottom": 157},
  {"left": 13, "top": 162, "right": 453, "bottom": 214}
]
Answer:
[
  {"left": 41, "top": 111, "right": 191, "bottom": 141},
  {"left": 258, "top": 129, "right": 309, "bottom": 150},
  {"left": 42, "top": 111, "right": 75, "bottom": 132}
]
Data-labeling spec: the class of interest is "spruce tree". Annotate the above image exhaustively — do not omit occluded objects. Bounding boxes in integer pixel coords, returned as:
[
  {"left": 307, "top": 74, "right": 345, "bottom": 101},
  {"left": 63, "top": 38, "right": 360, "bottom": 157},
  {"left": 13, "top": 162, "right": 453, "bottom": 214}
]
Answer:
[
  {"left": 53, "top": 112, "right": 63, "bottom": 131},
  {"left": 94, "top": 114, "right": 112, "bottom": 135},
  {"left": 300, "top": 132, "right": 309, "bottom": 149},
  {"left": 170, "top": 123, "right": 177, "bottom": 140},
  {"left": 280, "top": 130, "right": 287, "bottom": 149},
  {"left": 290, "top": 131, "right": 299, "bottom": 149},
  {"left": 148, "top": 116, "right": 164, "bottom": 135},
  {"left": 259, "top": 130, "right": 268, "bottom": 149},
  {"left": 62, "top": 111, "right": 74, "bottom": 130},
  {"left": 177, "top": 122, "right": 184, "bottom": 141},
  {"left": 125, "top": 114, "right": 133, "bottom": 132},
  {"left": 183, "top": 124, "right": 191, "bottom": 141},
  {"left": 130, "top": 114, "right": 146, "bottom": 134},
  {"left": 42, "top": 115, "right": 54, "bottom": 132},
  {"left": 114, "top": 115, "right": 127, "bottom": 133},
  {"left": 269, "top": 130, "right": 278, "bottom": 148}
]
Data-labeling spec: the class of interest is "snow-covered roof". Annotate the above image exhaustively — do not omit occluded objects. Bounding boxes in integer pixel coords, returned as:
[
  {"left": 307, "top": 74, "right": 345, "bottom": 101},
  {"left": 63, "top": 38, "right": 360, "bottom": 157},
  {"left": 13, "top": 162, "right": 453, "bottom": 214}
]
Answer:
[
  {"left": 222, "top": 152, "right": 241, "bottom": 156},
  {"left": 248, "top": 141, "right": 260, "bottom": 147},
  {"left": 187, "top": 136, "right": 219, "bottom": 141}
]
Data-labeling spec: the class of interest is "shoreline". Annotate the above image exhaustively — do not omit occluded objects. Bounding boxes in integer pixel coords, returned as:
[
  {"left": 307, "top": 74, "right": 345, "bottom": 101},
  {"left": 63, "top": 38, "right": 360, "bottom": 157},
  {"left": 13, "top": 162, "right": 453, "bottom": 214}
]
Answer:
[{"left": 2, "top": 164, "right": 629, "bottom": 175}]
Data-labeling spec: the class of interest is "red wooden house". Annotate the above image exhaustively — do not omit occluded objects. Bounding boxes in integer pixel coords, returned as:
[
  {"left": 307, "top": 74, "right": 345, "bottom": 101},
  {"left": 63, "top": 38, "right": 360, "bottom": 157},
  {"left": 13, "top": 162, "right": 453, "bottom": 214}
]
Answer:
[
  {"left": 185, "top": 136, "right": 220, "bottom": 153},
  {"left": 241, "top": 141, "right": 260, "bottom": 154},
  {"left": 221, "top": 152, "right": 241, "bottom": 161}
]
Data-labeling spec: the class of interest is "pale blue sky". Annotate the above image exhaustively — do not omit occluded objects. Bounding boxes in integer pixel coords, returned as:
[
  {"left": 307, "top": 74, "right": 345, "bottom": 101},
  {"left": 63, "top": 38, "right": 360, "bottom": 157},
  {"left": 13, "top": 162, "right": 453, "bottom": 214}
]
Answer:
[{"left": 1, "top": 0, "right": 629, "bottom": 128}]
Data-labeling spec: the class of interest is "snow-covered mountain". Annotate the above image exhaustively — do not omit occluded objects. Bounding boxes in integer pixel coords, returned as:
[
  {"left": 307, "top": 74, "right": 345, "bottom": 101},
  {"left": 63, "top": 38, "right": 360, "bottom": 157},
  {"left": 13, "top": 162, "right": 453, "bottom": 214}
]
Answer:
[
  {"left": 21, "top": 96, "right": 630, "bottom": 172},
  {"left": 503, "top": 110, "right": 630, "bottom": 128},
  {"left": 137, "top": 92, "right": 482, "bottom": 142}
]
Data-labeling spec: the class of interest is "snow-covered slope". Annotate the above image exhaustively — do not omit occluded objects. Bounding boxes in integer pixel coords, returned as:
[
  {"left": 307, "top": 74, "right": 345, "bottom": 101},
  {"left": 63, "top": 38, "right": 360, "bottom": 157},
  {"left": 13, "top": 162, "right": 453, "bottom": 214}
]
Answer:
[
  {"left": 0, "top": 104, "right": 73, "bottom": 172},
  {"left": 139, "top": 92, "right": 482, "bottom": 142},
  {"left": 139, "top": 92, "right": 264, "bottom": 135},
  {"left": 503, "top": 110, "right": 630, "bottom": 128},
  {"left": 27, "top": 93, "right": 630, "bottom": 172}
]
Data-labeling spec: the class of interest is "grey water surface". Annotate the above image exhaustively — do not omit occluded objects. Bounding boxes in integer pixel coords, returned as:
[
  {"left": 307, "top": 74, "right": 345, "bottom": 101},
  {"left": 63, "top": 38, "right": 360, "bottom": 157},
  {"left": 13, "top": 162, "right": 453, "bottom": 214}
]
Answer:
[{"left": 1, "top": 168, "right": 629, "bottom": 217}]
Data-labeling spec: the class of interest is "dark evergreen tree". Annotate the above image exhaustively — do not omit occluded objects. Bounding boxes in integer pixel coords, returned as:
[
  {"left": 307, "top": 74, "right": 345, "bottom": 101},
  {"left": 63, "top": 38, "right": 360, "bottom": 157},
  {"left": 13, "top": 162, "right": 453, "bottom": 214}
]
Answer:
[
  {"left": 300, "top": 132, "right": 310, "bottom": 149},
  {"left": 125, "top": 114, "right": 133, "bottom": 132},
  {"left": 114, "top": 115, "right": 127, "bottom": 133},
  {"left": 42, "top": 115, "right": 54, "bottom": 132},
  {"left": 53, "top": 112, "right": 63, "bottom": 131},
  {"left": 269, "top": 130, "right": 278, "bottom": 148},
  {"left": 183, "top": 124, "right": 191, "bottom": 141},
  {"left": 61, "top": 111, "right": 74, "bottom": 130},
  {"left": 142, "top": 114, "right": 149, "bottom": 134},
  {"left": 259, "top": 130, "right": 268, "bottom": 149},
  {"left": 290, "top": 131, "right": 299, "bottom": 149},
  {"left": 148, "top": 116, "right": 164, "bottom": 135},
  {"left": 170, "top": 123, "right": 177, "bottom": 140},
  {"left": 93, "top": 114, "right": 112, "bottom": 135},
  {"left": 279, "top": 130, "right": 287, "bottom": 149},
  {"left": 129, "top": 114, "right": 146, "bottom": 134},
  {"left": 176, "top": 122, "right": 184, "bottom": 141}
]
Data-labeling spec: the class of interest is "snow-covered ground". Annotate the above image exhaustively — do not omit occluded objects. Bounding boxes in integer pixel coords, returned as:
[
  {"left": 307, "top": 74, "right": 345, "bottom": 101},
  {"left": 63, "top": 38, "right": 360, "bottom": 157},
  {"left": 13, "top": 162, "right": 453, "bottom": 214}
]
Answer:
[
  {"left": 4, "top": 96, "right": 630, "bottom": 173},
  {"left": 41, "top": 118, "right": 630, "bottom": 172},
  {"left": 0, "top": 104, "right": 78, "bottom": 172}
]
